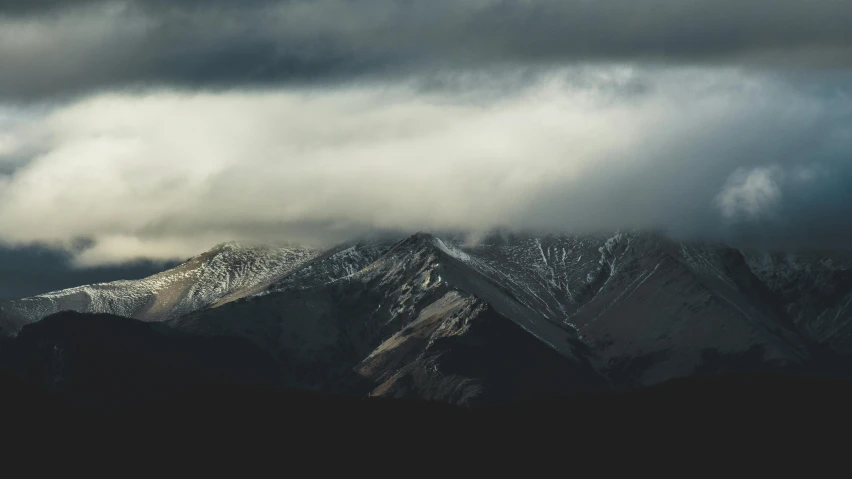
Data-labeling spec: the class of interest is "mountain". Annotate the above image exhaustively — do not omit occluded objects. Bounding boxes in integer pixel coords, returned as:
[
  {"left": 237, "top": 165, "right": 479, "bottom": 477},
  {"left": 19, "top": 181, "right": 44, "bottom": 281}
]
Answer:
[
  {"left": 170, "top": 233, "right": 608, "bottom": 402},
  {"left": 744, "top": 250, "right": 852, "bottom": 354},
  {"left": 7, "top": 341, "right": 852, "bottom": 461},
  {"left": 2, "top": 230, "right": 852, "bottom": 405},
  {"left": 167, "top": 231, "right": 852, "bottom": 397},
  {"left": 0, "top": 242, "right": 317, "bottom": 330}
]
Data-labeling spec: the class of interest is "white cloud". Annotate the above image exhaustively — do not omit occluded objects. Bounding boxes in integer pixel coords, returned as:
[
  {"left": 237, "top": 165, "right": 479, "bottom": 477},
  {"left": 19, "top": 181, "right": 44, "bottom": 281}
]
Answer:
[
  {"left": 715, "top": 166, "right": 783, "bottom": 221},
  {"left": 69, "top": 235, "right": 213, "bottom": 267},
  {"left": 0, "top": 67, "right": 850, "bottom": 265}
]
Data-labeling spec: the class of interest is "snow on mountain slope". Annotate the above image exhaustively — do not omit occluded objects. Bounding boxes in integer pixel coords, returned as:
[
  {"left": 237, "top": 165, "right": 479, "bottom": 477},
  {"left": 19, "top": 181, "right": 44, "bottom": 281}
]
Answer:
[
  {"left": 356, "top": 290, "right": 607, "bottom": 404},
  {"left": 562, "top": 235, "right": 811, "bottom": 386},
  {"left": 453, "top": 233, "right": 612, "bottom": 327},
  {"left": 169, "top": 234, "right": 462, "bottom": 392},
  {"left": 264, "top": 241, "right": 395, "bottom": 293},
  {"left": 170, "top": 233, "right": 605, "bottom": 400},
  {"left": 445, "top": 232, "right": 816, "bottom": 387},
  {"left": 5, "top": 229, "right": 852, "bottom": 396},
  {"left": 745, "top": 251, "right": 852, "bottom": 353},
  {"left": 0, "top": 242, "right": 317, "bottom": 330},
  {"left": 172, "top": 230, "right": 828, "bottom": 395},
  {"left": 162, "top": 231, "right": 852, "bottom": 391}
]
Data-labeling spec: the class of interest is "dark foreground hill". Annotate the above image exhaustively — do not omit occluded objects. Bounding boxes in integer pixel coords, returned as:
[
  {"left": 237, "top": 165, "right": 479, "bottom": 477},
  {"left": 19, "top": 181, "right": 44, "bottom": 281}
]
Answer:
[
  {"left": 4, "top": 364, "right": 852, "bottom": 463},
  {"left": 3, "top": 313, "right": 851, "bottom": 470},
  {"left": 0, "top": 311, "right": 283, "bottom": 412},
  {"left": 3, "top": 312, "right": 852, "bottom": 435}
]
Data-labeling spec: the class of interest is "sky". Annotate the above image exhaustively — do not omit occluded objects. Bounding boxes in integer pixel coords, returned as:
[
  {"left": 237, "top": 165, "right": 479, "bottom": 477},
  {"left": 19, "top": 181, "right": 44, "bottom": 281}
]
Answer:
[{"left": 0, "top": 0, "right": 851, "bottom": 297}]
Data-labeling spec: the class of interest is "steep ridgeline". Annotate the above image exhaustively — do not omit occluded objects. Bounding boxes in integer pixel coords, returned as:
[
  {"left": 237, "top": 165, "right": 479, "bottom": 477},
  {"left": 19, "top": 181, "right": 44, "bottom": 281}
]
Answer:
[
  {"left": 3, "top": 231, "right": 852, "bottom": 401},
  {"left": 437, "top": 233, "right": 819, "bottom": 387},
  {"left": 170, "top": 233, "right": 608, "bottom": 403},
  {"left": 265, "top": 241, "right": 394, "bottom": 293},
  {"left": 168, "top": 231, "right": 852, "bottom": 399},
  {"left": 744, "top": 251, "right": 852, "bottom": 355},
  {"left": 0, "top": 243, "right": 317, "bottom": 332}
]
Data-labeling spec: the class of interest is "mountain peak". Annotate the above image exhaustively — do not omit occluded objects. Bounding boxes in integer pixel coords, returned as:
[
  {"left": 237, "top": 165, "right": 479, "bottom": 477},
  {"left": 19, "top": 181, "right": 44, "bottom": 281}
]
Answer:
[
  {"left": 5, "top": 230, "right": 852, "bottom": 404},
  {"left": 402, "top": 231, "right": 439, "bottom": 244},
  {"left": 380, "top": 232, "right": 442, "bottom": 256}
]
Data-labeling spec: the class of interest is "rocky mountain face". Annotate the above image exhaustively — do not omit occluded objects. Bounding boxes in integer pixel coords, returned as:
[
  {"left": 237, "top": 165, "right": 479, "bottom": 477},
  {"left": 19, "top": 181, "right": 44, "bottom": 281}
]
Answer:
[
  {"left": 170, "top": 234, "right": 606, "bottom": 401},
  {"left": 0, "top": 242, "right": 317, "bottom": 328},
  {"left": 743, "top": 251, "right": 852, "bottom": 354},
  {"left": 2, "top": 231, "right": 852, "bottom": 405}
]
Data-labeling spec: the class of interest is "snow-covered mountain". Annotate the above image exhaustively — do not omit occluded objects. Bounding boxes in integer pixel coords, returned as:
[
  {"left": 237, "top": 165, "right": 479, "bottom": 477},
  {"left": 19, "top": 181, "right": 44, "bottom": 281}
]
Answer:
[
  {"left": 744, "top": 250, "right": 852, "bottom": 353},
  {"left": 169, "top": 231, "right": 852, "bottom": 396},
  {"left": 3, "top": 231, "right": 852, "bottom": 403},
  {"left": 170, "top": 232, "right": 607, "bottom": 400},
  {"left": 0, "top": 242, "right": 317, "bottom": 329}
]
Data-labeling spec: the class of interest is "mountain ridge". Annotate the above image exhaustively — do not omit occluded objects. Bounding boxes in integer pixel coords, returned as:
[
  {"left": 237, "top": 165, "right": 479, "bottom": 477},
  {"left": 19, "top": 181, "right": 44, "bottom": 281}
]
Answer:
[{"left": 3, "top": 230, "right": 852, "bottom": 403}]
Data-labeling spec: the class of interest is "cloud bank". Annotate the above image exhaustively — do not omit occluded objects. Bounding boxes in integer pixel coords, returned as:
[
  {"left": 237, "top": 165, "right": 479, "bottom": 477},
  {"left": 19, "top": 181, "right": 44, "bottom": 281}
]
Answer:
[
  {"left": 0, "top": 1, "right": 850, "bottom": 269},
  {"left": 1, "top": 67, "right": 850, "bottom": 265}
]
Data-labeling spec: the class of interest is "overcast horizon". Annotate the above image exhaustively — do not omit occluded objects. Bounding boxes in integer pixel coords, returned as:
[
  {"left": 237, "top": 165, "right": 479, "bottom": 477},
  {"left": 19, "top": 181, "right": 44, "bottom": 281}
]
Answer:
[{"left": 1, "top": 0, "right": 851, "bottom": 296}]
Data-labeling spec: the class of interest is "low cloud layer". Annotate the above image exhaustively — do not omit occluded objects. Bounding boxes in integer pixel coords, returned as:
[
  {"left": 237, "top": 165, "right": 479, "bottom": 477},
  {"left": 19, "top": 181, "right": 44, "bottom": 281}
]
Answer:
[
  {"left": 0, "top": 1, "right": 850, "bottom": 271},
  {"left": 1, "top": 67, "right": 850, "bottom": 265},
  {"left": 1, "top": 0, "right": 851, "bottom": 100}
]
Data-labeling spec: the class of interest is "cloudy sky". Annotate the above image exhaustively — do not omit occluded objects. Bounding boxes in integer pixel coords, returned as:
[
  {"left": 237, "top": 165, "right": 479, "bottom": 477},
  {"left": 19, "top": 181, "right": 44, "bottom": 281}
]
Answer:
[{"left": 1, "top": 0, "right": 851, "bottom": 297}]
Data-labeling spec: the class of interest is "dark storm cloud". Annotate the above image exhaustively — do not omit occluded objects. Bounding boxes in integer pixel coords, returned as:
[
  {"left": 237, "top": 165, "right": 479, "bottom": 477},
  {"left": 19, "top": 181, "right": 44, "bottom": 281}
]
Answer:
[
  {"left": 1, "top": 0, "right": 851, "bottom": 100},
  {"left": 0, "top": 0, "right": 270, "bottom": 15}
]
